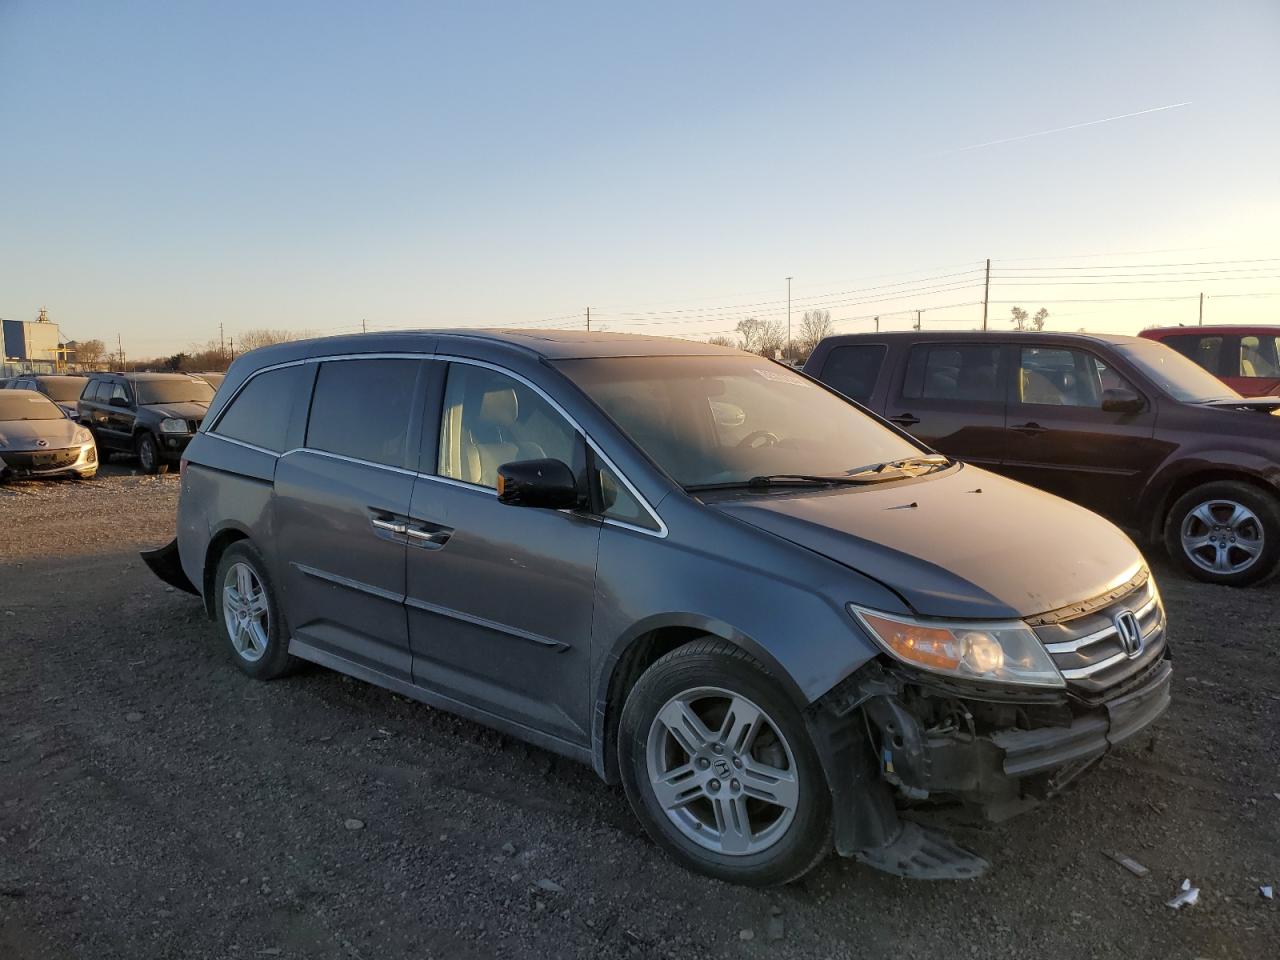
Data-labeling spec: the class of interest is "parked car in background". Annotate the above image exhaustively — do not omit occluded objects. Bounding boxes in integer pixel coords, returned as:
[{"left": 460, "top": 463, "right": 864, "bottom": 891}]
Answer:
[
  {"left": 805, "top": 331, "right": 1280, "bottom": 586},
  {"left": 144, "top": 331, "right": 1170, "bottom": 886},
  {"left": 77, "top": 372, "right": 214, "bottom": 473},
  {"left": 6, "top": 374, "right": 89, "bottom": 417},
  {"left": 0, "top": 388, "right": 98, "bottom": 480},
  {"left": 1140, "top": 325, "right": 1280, "bottom": 397}
]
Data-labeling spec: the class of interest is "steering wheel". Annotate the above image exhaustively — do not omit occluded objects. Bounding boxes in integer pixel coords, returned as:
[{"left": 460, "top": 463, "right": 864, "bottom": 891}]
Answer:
[{"left": 737, "top": 430, "right": 781, "bottom": 450}]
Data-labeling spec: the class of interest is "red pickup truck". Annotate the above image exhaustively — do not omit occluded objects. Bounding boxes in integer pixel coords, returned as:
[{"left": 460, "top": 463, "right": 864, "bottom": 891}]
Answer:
[{"left": 1139, "top": 326, "right": 1280, "bottom": 397}]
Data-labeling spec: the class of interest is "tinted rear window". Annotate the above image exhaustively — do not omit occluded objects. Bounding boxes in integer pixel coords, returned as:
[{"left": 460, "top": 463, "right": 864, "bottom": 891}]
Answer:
[
  {"left": 819, "top": 344, "right": 886, "bottom": 403},
  {"left": 306, "top": 359, "right": 421, "bottom": 467},
  {"left": 212, "top": 366, "right": 307, "bottom": 452},
  {"left": 39, "top": 378, "right": 88, "bottom": 402},
  {"left": 902, "top": 344, "right": 1003, "bottom": 402}
]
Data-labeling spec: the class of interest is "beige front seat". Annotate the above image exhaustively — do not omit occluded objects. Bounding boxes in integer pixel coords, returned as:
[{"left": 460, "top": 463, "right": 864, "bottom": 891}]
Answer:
[{"left": 461, "top": 387, "right": 548, "bottom": 486}]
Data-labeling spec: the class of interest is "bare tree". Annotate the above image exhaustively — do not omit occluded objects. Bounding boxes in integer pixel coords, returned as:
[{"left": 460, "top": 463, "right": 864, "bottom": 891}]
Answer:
[
  {"left": 75, "top": 338, "right": 105, "bottom": 367},
  {"left": 734, "top": 316, "right": 786, "bottom": 357},
  {"left": 237, "top": 328, "right": 314, "bottom": 352},
  {"left": 796, "top": 309, "right": 834, "bottom": 358},
  {"left": 1031, "top": 307, "right": 1049, "bottom": 331},
  {"left": 1010, "top": 306, "right": 1029, "bottom": 331},
  {"left": 706, "top": 335, "right": 736, "bottom": 348}
]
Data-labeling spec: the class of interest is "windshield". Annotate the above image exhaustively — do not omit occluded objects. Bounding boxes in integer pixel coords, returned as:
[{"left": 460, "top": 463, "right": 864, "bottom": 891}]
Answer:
[
  {"left": 1113, "top": 340, "right": 1240, "bottom": 402},
  {"left": 40, "top": 378, "right": 87, "bottom": 402},
  {"left": 556, "top": 355, "right": 924, "bottom": 488},
  {"left": 135, "top": 378, "right": 215, "bottom": 405},
  {"left": 0, "top": 393, "right": 65, "bottom": 421}
]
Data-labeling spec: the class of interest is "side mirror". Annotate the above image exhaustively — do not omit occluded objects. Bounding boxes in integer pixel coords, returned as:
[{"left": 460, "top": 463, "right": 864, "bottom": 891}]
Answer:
[
  {"left": 1101, "top": 387, "right": 1144, "bottom": 414},
  {"left": 496, "top": 458, "right": 579, "bottom": 509},
  {"left": 109, "top": 396, "right": 130, "bottom": 408}
]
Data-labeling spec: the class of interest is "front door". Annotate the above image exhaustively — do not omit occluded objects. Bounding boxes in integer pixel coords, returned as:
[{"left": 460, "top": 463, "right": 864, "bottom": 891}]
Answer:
[
  {"left": 274, "top": 357, "right": 427, "bottom": 682},
  {"left": 103, "top": 381, "right": 137, "bottom": 450},
  {"left": 999, "top": 344, "right": 1163, "bottom": 524},
  {"left": 882, "top": 341, "right": 1009, "bottom": 466},
  {"left": 405, "top": 360, "right": 600, "bottom": 745}
]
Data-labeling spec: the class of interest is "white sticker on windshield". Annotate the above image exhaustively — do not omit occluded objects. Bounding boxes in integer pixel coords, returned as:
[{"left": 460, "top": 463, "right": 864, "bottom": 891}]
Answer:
[{"left": 753, "top": 366, "right": 807, "bottom": 386}]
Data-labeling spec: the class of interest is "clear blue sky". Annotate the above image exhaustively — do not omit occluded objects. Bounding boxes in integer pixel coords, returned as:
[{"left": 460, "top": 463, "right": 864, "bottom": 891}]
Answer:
[{"left": 2, "top": 0, "right": 1278, "bottom": 356}]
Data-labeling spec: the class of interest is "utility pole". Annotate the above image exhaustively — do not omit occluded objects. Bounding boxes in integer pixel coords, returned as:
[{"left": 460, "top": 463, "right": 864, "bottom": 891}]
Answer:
[
  {"left": 117, "top": 332, "right": 124, "bottom": 370},
  {"left": 982, "top": 258, "right": 991, "bottom": 331},
  {"left": 229, "top": 336, "right": 235, "bottom": 360},
  {"left": 785, "top": 277, "right": 793, "bottom": 360},
  {"left": 362, "top": 318, "right": 367, "bottom": 333},
  {"left": 586, "top": 307, "right": 591, "bottom": 332},
  {"left": 1198, "top": 292, "right": 1204, "bottom": 326},
  {"left": 874, "top": 316, "right": 879, "bottom": 333},
  {"left": 219, "top": 322, "right": 225, "bottom": 358},
  {"left": 914, "top": 309, "right": 922, "bottom": 331}
]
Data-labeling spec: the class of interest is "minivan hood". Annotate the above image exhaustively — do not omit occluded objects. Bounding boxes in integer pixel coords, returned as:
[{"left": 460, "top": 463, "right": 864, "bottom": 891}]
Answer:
[
  {"left": 1200, "top": 396, "right": 1280, "bottom": 413},
  {"left": 0, "top": 417, "right": 81, "bottom": 450},
  {"left": 140, "top": 401, "right": 209, "bottom": 420},
  {"left": 708, "top": 465, "right": 1143, "bottom": 620}
]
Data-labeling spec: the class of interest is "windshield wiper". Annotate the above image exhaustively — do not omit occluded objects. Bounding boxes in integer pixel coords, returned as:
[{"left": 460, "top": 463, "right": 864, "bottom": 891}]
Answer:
[{"left": 685, "top": 456, "right": 953, "bottom": 492}]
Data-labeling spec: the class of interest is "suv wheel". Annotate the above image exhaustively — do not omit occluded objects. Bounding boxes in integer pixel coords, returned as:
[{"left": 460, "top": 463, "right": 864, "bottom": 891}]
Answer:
[
  {"left": 135, "top": 432, "right": 167, "bottom": 474},
  {"left": 1164, "top": 481, "right": 1280, "bottom": 586},
  {"left": 618, "top": 639, "right": 831, "bottom": 886},
  {"left": 214, "top": 542, "right": 295, "bottom": 679}
]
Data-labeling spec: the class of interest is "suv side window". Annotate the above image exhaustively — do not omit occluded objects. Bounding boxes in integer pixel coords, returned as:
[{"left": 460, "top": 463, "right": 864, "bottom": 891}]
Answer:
[
  {"left": 1017, "top": 347, "right": 1135, "bottom": 407},
  {"left": 88, "top": 381, "right": 108, "bottom": 402},
  {"left": 212, "top": 366, "right": 307, "bottom": 452},
  {"left": 110, "top": 382, "right": 130, "bottom": 404},
  {"left": 1164, "top": 334, "right": 1224, "bottom": 375},
  {"left": 820, "top": 344, "right": 886, "bottom": 403},
  {"left": 902, "top": 344, "right": 1002, "bottom": 402},
  {"left": 306, "top": 359, "right": 421, "bottom": 468},
  {"left": 438, "top": 364, "right": 577, "bottom": 489},
  {"left": 1240, "top": 334, "right": 1280, "bottom": 379}
]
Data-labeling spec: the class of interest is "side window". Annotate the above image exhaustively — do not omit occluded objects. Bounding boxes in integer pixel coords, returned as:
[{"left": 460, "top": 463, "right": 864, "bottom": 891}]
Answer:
[
  {"left": 1240, "top": 335, "right": 1280, "bottom": 379},
  {"left": 820, "top": 345, "right": 887, "bottom": 403},
  {"left": 901, "top": 344, "right": 1003, "bottom": 402},
  {"left": 212, "top": 366, "right": 306, "bottom": 452},
  {"left": 1017, "top": 347, "right": 1134, "bottom": 408},
  {"left": 438, "top": 364, "right": 577, "bottom": 489},
  {"left": 596, "top": 461, "right": 657, "bottom": 531},
  {"left": 89, "top": 381, "right": 109, "bottom": 402},
  {"left": 110, "top": 382, "right": 129, "bottom": 404},
  {"left": 306, "top": 359, "right": 421, "bottom": 467},
  {"left": 1165, "top": 335, "right": 1224, "bottom": 375}
]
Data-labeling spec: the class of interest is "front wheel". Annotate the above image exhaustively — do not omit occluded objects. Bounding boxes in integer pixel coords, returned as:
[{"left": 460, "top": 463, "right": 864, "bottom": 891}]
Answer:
[
  {"left": 618, "top": 639, "right": 831, "bottom": 886},
  {"left": 135, "top": 432, "right": 168, "bottom": 475},
  {"left": 1164, "top": 481, "right": 1280, "bottom": 586}
]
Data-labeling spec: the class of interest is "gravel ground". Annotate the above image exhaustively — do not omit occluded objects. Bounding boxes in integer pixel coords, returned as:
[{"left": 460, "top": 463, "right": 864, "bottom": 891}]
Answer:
[{"left": 1, "top": 464, "right": 1278, "bottom": 959}]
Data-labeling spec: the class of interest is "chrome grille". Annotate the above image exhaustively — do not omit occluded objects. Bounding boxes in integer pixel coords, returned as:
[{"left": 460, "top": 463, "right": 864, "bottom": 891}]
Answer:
[
  {"left": 3, "top": 448, "right": 81, "bottom": 470},
  {"left": 1033, "top": 576, "right": 1167, "bottom": 699}
]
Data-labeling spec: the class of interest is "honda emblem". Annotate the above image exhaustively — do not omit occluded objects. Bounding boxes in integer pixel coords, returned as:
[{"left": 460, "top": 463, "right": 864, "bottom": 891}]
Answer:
[{"left": 1114, "top": 610, "right": 1143, "bottom": 658}]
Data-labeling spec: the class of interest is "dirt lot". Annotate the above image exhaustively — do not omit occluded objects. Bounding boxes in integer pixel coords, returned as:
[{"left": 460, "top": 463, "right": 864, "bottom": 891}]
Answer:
[{"left": 1, "top": 464, "right": 1277, "bottom": 959}]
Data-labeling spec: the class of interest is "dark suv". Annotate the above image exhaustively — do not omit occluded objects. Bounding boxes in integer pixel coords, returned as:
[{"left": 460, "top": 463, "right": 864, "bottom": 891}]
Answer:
[
  {"left": 144, "top": 331, "right": 1170, "bottom": 886},
  {"left": 78, "top": 372, "right": 215, "bottom": 473},
  {"left": 805, "top": 331, "right": 1280, "bottom": 586}
]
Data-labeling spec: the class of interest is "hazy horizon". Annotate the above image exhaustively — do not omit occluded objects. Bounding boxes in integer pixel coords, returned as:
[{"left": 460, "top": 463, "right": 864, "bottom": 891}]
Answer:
[{"left": 2, "top": 0, "right": 1277, "bottom": 357}]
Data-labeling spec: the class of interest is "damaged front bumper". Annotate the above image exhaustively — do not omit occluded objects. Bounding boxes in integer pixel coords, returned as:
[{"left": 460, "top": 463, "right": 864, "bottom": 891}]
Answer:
[{"left": 806, "top": 653, "right": 1172, "bottom": 879}]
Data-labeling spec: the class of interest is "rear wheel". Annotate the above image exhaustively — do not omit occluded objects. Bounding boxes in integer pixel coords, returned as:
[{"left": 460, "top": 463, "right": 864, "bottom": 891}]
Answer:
[
  {"left": 214, "top": 541, "right": 295, "bottom": 679},
  {"left": 618, "top": 639, "right": 831, "bottom": 886},
  {"left": 1164, "top": 481, "right": 1280, "bottom": 586}
]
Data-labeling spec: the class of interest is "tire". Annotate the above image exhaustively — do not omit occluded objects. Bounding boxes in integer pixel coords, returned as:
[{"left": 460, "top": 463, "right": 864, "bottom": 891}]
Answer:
[
  {"left": 213, "top": 541, "right": 295, "bottom": 679},
  {"left": 1163, "top": 480, "right": 1280, "bottom": 586},
  {"left": 618, "top": 638, "right": 832, "bottom": 886},
  {"left": 135, "top": 431, "right": 168, "bottom": 474}
]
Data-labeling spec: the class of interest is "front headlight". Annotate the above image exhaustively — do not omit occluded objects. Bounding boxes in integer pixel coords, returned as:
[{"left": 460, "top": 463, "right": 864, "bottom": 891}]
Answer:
[
  {"left": 74, "top": 427, "right": 93, "bottom": 445},
  {"left": 159, "top": 417, "right": 189, "bottom": 434},
  {"left": 848, "top": 605, "right": 1065, "bottom": 688}
]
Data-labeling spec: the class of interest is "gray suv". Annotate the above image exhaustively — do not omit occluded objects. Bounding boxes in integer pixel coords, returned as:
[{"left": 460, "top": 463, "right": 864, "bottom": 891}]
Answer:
[{"left": 145, "top": 331, "right": 1171, "bottom": 886}]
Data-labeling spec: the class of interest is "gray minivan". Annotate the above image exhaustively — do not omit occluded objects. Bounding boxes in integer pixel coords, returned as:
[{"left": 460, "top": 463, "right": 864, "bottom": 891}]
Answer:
[{"left": 145, "top": 330, "right": 1171, "bottom": 886}]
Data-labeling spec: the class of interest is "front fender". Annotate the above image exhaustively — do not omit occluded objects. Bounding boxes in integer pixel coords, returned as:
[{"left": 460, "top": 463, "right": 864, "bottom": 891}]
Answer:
[{"left": 1139, "top": 451, "right": 1280, "bottom": 537}]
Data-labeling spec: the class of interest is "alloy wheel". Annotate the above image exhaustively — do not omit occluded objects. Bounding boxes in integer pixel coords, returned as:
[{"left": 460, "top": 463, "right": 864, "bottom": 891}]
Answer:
[
  {"left": 645, "top": 686, "right": 798, "bottom": 856},
  {"left": 222, "top": 561, "right": 270, "bottom": 662},
  {"left": 1180, "top": 498, "right": 1265, "bottom": 575}
]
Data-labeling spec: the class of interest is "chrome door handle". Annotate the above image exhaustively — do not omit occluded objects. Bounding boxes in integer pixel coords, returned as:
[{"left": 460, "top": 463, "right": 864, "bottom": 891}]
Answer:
[
  {"left": 406, "top": 527, "right": 451, "bottom": 546},
  {"left": 370, "top": 517, "right": 407, "bottom": 535}
]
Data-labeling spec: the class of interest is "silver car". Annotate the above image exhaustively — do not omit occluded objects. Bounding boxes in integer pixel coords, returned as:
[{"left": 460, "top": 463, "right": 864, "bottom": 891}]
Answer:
[{"left": 0, "top": 389, "right": 99, "bottom": 480}]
